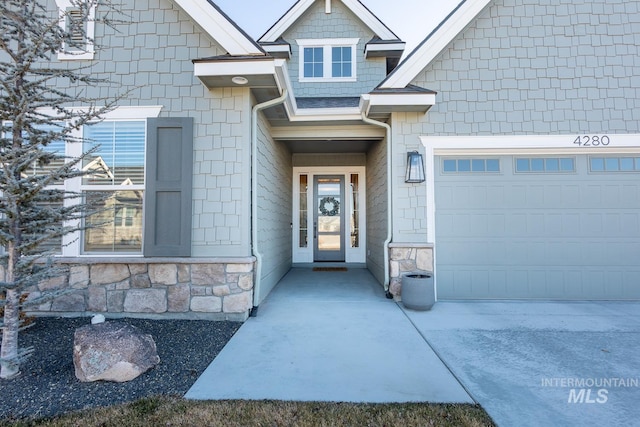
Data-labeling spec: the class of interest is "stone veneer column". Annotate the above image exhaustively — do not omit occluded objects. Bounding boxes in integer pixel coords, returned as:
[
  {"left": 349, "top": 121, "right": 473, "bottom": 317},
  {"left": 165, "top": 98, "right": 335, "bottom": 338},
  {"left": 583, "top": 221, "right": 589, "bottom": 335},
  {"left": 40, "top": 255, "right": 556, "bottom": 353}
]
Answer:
[{"left": 388, "top": 243, "right": 434, "bottom": 300}]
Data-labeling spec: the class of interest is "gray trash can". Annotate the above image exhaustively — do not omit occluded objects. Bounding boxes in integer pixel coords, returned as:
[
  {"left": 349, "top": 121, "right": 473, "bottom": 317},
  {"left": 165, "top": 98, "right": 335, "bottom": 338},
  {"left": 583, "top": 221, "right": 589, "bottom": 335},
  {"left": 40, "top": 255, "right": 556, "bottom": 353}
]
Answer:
[{"left": 402, "top": 272, "right": 435, "bottom": 311}]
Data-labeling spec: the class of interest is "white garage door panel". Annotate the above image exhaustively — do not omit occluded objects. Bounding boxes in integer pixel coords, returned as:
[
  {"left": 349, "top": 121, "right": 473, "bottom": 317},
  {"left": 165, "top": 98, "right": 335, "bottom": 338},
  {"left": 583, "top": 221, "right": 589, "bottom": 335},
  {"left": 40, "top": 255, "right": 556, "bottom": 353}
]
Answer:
[{"left": 435, "top": 155, "right": 640, "bottom": 300}]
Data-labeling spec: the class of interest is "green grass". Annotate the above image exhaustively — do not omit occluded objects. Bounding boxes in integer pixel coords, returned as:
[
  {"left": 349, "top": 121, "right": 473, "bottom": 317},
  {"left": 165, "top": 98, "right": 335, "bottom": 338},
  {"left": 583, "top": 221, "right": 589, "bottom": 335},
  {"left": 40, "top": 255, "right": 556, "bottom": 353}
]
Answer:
[{"left": 1, "top": 396, "right": 495, "bottom": 427}]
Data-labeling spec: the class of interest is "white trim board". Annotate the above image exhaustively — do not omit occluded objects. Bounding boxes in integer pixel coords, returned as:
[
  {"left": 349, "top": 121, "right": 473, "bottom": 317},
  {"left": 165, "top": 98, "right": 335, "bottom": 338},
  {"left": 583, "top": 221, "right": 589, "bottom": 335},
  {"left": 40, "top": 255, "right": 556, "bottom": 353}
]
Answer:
[
  {"left": 292, "top": 167, "right": 367, "bottom": 264},
  {"left": 173, "top": 0, "right": 263, "bottom": 56},
  {"left": 260, "top": 0, "right": 398, "bottom": 43}
]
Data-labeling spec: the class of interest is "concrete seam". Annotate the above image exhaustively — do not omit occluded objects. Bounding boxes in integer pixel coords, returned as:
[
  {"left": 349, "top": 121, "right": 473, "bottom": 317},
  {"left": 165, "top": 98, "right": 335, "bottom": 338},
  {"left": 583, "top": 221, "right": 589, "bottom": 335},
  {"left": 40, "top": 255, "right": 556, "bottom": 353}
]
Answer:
[{"left": 396, "top": 302, "right": 480, "bottom": 405}]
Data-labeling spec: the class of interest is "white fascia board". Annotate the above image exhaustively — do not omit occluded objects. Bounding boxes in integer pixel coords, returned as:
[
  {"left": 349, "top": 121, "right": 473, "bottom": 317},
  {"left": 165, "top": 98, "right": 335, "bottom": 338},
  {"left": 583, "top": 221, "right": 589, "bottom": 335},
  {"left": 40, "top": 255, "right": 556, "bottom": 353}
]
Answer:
[
  {"left": 380, "top": 0, "right": 492, "bottom": 89},
  {"left": 194, "top": 59, "right": 277, "bottom": 78},
  {"left": 342, "top": 0, "right": 398, "bottom": 40},
  {"left": 367, "top": 93, "right": 436, "bottom": 106},
  {"left": 35, "top": 106, "right": 163, "bottom": 120},
  {"left": 173, "top": 0, "right": 263, "bottom": 56},
  {"left": 273, "top": 59, "right": 298, "bottom": 114},
  {"left": 285, "top": 108, "right": 362, "bottom": 122},
  {"left": 260, "top": 0, "right": 315, "bottom": 42},
  {"left": 292, "top": 107, "right": 362, "bottom": 118},
  {"left": 261, "top": 0, "right": 397, "bottom": 43},
  {"left": 362, "top": 92, "right": 435, "bottom": 116},
  {"left": 365, "top": 42, "right": 406, "bottom": 54},
  {"left": 420, "top": 134, "right": 640, "bottom": 152},
  {"left": 271, "top": 125, "right": 385, "bottom": 140},
  {"left": 263, "top": 44, "right": 291, "bottom": 58}
]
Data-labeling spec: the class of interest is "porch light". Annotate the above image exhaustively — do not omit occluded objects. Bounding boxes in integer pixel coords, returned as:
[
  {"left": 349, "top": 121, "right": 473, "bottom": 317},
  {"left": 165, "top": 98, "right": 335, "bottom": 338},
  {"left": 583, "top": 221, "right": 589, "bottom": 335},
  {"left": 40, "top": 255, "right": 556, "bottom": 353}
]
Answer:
[
  {"left": 231, "top": 76, "right": 248, "bottom": 85},
  {"left": 405, "top": 151, "right": 426, "bottom": 183}
]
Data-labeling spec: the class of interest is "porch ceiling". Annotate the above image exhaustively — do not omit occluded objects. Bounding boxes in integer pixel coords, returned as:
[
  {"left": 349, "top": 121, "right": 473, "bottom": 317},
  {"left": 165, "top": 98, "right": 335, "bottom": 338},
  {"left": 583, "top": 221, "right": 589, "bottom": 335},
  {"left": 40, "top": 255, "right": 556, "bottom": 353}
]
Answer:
[{"left": 283, "top": 139, "right": 377, "bottom": 154}]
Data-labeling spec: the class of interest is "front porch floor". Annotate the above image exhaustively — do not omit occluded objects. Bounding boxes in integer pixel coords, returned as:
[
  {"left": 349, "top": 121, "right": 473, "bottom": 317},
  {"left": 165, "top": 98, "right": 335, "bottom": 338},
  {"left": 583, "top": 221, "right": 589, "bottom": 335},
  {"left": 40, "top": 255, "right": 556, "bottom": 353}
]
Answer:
[{"left": 185, "top": 267, "right": 471, "bottom": 403}]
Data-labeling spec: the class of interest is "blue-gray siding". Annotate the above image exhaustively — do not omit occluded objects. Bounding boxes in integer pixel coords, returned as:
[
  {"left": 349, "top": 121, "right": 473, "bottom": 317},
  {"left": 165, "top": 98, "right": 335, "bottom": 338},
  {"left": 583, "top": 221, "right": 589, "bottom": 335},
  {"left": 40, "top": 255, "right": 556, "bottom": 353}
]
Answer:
[
  {"left": 412, "top": 0, "right": 640, "bottom": 135},
  {"left": 282, "top": 0, "right": 387, "bottom": 98}
]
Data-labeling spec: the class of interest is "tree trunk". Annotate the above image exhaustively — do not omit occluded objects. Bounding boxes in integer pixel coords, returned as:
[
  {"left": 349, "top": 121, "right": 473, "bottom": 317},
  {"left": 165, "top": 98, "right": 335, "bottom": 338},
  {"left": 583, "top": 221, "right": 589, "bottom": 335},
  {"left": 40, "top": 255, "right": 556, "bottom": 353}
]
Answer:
[
  {"left": 1, "top": 241, "right": 20, "bottom": 379},
  {"left": 1, "top": 289, "right": 20, "bottom": 379}
]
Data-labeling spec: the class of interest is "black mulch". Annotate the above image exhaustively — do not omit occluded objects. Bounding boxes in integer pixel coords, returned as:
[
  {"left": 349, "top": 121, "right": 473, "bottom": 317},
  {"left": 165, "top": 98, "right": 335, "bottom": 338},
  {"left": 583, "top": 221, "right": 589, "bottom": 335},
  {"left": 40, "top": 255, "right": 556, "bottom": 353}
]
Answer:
[{"left": 0, "top": 317, "right": 242, "bottom": 421}]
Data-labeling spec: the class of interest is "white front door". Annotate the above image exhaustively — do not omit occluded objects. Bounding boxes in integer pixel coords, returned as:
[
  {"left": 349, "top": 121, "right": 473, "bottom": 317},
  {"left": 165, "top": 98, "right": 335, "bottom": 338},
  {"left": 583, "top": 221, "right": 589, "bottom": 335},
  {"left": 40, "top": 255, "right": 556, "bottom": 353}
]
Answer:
[{"left": 293, "top": 167, "right": 366, "bottom": 263}]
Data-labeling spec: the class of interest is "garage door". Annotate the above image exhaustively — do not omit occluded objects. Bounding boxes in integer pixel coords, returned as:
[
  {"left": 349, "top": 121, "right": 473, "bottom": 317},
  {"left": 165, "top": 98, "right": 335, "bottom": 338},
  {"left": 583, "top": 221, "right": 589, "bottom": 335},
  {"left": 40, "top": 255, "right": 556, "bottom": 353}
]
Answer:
[{"left": 435, "top": 154, "right": 640, "bottom": 299}]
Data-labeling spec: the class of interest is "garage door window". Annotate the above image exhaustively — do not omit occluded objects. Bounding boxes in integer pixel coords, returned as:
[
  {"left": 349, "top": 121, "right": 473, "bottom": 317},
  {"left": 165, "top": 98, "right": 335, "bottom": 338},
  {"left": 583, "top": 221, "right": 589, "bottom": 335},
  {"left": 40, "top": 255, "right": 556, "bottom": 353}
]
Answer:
[
  {"left": 442, "top": 158, "right": 500, "bottom": 173},
  {"left": 515, "top": 157, "right": 575, "bottom": 173},
  {"left": 590, "top": 157, "right": 640, "bottom": 172}
]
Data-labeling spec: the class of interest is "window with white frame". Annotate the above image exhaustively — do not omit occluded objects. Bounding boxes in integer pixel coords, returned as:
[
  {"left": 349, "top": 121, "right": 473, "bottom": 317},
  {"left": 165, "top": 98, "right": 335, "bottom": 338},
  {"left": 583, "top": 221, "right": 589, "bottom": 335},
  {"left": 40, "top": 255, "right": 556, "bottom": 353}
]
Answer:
[
  {"left": 2, "top": 122, "right": 67, "bottom": 253},
  {"left": 298, "top": 38, "right": 358, "bottom": 82},
  {"left": 55, "top": 0, "right": 96, "bottom": 60},
  {"left": 82, "top": 121, "right": 145, "bottom": 253}
]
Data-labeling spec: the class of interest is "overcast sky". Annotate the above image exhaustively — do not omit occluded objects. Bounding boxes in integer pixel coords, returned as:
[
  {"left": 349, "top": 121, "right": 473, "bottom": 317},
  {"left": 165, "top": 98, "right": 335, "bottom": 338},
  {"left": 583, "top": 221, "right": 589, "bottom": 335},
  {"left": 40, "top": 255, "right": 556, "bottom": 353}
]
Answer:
[{"left": 214, "top": 0, "right": 461, "bottom": 55}]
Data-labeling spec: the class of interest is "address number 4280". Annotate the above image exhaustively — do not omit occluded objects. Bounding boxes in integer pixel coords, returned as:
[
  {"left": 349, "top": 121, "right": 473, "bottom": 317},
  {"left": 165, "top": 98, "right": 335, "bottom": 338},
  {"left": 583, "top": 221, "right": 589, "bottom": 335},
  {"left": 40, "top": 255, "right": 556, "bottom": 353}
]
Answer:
[{"left": 573, "top": 135, "right": 610, "bottom": 146}]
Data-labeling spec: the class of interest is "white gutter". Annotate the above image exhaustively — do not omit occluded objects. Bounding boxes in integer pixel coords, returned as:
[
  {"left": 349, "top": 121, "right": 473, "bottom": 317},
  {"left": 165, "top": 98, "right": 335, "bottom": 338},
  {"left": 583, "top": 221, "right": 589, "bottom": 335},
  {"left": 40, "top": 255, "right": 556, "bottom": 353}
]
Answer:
[
  {"left": 361, "top": 114, "right": 393, "bottom": 292},
  {"left": 251, "top": 89, "right": 288, "bottom": 309}
]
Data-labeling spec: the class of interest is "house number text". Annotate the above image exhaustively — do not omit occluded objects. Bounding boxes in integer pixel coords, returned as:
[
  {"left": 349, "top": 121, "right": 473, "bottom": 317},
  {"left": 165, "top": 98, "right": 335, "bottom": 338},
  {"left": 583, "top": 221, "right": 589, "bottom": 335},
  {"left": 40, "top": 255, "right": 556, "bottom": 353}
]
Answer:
[{"left": 573, "top": 135, "right": 610, "bottom": 147}]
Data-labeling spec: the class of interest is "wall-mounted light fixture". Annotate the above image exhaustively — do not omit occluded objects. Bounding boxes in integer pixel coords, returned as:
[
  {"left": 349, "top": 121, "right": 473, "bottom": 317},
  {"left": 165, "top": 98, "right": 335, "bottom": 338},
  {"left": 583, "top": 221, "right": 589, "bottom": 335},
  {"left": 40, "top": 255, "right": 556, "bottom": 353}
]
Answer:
[{"left": 405, "top": 151, "right": 426, "bottom": 183}]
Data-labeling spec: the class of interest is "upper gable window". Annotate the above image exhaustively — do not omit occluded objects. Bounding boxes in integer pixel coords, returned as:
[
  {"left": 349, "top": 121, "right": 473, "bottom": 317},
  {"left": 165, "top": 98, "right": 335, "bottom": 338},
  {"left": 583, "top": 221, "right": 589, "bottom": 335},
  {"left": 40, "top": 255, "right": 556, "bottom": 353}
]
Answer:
[
  {"left": 55, "top": 0, "right": 96, "bottom": 61},
  {"left": 298, "top": 38, "right": 358, "bottom": 82}
]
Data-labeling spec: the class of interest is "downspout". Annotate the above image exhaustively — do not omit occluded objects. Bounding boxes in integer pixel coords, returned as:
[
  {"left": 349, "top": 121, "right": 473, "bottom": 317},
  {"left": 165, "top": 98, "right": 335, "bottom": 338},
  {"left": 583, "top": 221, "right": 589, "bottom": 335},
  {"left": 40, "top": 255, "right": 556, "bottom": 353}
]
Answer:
[
  {"left": 361, "top": 113, "right": 393, "bottom": 296},
  {"left": 251, "top": 89, "right": 288, "bottom": 312}
]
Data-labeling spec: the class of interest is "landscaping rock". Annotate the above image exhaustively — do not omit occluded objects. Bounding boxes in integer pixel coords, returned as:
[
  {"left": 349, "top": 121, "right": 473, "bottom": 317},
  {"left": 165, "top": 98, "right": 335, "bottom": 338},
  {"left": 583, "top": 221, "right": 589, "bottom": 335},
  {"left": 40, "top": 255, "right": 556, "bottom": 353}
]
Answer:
[{"left": 73, "top": 321, "right": 160, "bottom": 382}]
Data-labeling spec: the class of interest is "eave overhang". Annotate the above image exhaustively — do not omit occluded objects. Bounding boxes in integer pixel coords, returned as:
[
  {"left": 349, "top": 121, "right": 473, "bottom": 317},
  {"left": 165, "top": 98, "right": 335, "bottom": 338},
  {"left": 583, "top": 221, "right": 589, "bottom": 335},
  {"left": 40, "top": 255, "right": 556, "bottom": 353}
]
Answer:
[
  {"left": 260, "top": 38, "right": 292, "bottom": 59},
  {"left": 192, "top": 56, "right": 280, "bottom": 88},
  {"left": 364, "top": 37, "right": 405, "bottom": 59},
  {"left": 361, "top": 85, "right": 437, "bottom": 118},
  {"left": 192, "top": 57, "right": 435, "bottom": 124}
]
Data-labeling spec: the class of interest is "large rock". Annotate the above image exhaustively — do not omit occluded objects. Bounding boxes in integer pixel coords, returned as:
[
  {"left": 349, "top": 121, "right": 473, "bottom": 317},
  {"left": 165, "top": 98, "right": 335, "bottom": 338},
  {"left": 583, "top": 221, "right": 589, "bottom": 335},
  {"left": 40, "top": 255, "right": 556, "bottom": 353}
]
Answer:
[{"left": 73, "top": 321, "right": 160, "bottom": 382}]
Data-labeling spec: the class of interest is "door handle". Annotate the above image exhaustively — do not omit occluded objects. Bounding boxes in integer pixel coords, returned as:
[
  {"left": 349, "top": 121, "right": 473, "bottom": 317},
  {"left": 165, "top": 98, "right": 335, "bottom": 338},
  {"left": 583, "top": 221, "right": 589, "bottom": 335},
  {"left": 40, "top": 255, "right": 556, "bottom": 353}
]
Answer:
[{"left": 314, "top": 222, "right": 317, "bottom": 239}]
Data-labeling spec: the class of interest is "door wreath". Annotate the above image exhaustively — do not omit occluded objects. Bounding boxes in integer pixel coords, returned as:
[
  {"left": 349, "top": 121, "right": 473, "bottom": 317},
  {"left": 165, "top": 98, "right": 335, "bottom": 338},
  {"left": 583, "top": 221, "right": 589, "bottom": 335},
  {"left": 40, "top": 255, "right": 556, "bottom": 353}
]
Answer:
[{"left": 319, "top": 196, "right": 340, "bottom": 216}]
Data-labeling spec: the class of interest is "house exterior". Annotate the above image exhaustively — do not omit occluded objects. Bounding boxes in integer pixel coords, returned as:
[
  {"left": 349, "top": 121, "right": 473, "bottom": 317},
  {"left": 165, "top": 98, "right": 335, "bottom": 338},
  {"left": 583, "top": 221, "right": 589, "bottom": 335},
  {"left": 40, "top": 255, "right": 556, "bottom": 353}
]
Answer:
[{"left": 5, "top": 0, "right": 639, "bottom": 321}]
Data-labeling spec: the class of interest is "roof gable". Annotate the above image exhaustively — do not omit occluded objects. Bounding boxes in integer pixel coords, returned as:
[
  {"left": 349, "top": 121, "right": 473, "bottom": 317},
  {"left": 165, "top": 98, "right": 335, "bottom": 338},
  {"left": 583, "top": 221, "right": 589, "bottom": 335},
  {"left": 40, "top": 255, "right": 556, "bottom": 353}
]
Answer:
[
  {"left": 379, "top": 0, "right": 493, "bottom": 89},
  {"left": 172, "top": 0, "right": 265, "bottom": 56},
  {"left": 259, "top": 0, "right": 399, "bottom": 43}
]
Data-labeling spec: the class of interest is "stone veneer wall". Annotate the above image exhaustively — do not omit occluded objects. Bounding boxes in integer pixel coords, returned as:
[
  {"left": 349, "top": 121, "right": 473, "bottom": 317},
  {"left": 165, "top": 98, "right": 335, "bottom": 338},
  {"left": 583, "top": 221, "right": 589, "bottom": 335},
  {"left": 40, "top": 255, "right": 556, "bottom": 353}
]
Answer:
[
  {"left": 20, "top": 258, "right": 255, "bottom": 321},
  {"left": 388, "top": 243, "right": 434, "bottom": 299}
]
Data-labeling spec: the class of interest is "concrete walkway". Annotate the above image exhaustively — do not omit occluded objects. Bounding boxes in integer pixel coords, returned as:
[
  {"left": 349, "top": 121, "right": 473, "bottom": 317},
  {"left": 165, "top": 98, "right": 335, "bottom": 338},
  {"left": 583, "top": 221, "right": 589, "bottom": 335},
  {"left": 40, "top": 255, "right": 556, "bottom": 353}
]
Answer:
[
  {"left": 186, "top": 268, "right": 472, "bottom": 403},
  {"left": 404, "top": 301, "right": 640, "bottom": 427}
]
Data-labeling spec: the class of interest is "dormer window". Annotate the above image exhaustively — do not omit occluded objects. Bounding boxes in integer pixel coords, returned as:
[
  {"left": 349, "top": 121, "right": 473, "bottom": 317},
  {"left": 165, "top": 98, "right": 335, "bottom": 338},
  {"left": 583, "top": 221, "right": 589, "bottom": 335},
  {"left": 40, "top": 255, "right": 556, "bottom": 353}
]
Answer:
[
  {"left": 304, "top": 47, "right": 324, "bottom": 78},
  {"left": 55, "top": 0, "right": 96, "bottom": 60},
  {"left": 298, "top": 38, "right": 358, "bottom": 82}
]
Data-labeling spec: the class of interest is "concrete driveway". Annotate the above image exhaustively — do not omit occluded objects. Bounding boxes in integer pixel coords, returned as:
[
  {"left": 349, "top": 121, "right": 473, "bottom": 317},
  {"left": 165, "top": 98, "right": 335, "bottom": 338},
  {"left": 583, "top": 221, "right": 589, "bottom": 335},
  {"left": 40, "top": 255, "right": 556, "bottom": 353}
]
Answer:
[{"left": 403, "top": 301, "right": 640, "bottom": 427}]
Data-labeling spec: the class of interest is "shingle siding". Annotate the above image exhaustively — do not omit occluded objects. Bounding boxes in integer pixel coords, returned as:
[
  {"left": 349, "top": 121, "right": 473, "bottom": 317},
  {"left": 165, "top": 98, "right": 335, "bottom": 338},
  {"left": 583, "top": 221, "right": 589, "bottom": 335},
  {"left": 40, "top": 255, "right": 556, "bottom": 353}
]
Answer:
[
  {"left": 390, "top": 0, "right": 640, "bottom": 242},
  {"left": 390, "top": 113, "right": 429, "bottom": 241},
  {"left": 256, "top": 109, "right": 293, "bottom": 303},
  {"left": 365, "top": 139, "right": 388, "bottom": 284},
  {"left": 282, "top": 0, "right": 387, "bottom": 97},
  {"left": 411, "top": 0, "right": 640, "bottom": 135},
  {"left": 48, "top": 0, "right": 253, "bottom": 257}
]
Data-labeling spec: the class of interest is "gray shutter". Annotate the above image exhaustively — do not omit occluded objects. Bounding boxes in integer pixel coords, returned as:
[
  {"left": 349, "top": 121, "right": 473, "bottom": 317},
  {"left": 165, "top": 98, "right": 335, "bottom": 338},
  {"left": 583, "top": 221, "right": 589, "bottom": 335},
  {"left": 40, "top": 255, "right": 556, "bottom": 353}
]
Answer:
[{"left": 144, "top": 117, "right": 193, "bottom": 257}]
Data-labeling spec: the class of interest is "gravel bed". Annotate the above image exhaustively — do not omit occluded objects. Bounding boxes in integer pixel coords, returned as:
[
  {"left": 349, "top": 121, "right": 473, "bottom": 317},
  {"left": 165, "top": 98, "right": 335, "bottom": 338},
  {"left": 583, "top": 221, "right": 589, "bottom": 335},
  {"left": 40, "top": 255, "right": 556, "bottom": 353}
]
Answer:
[{"left": 0, "top": 317, "right": 242, "bottom": 421}]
